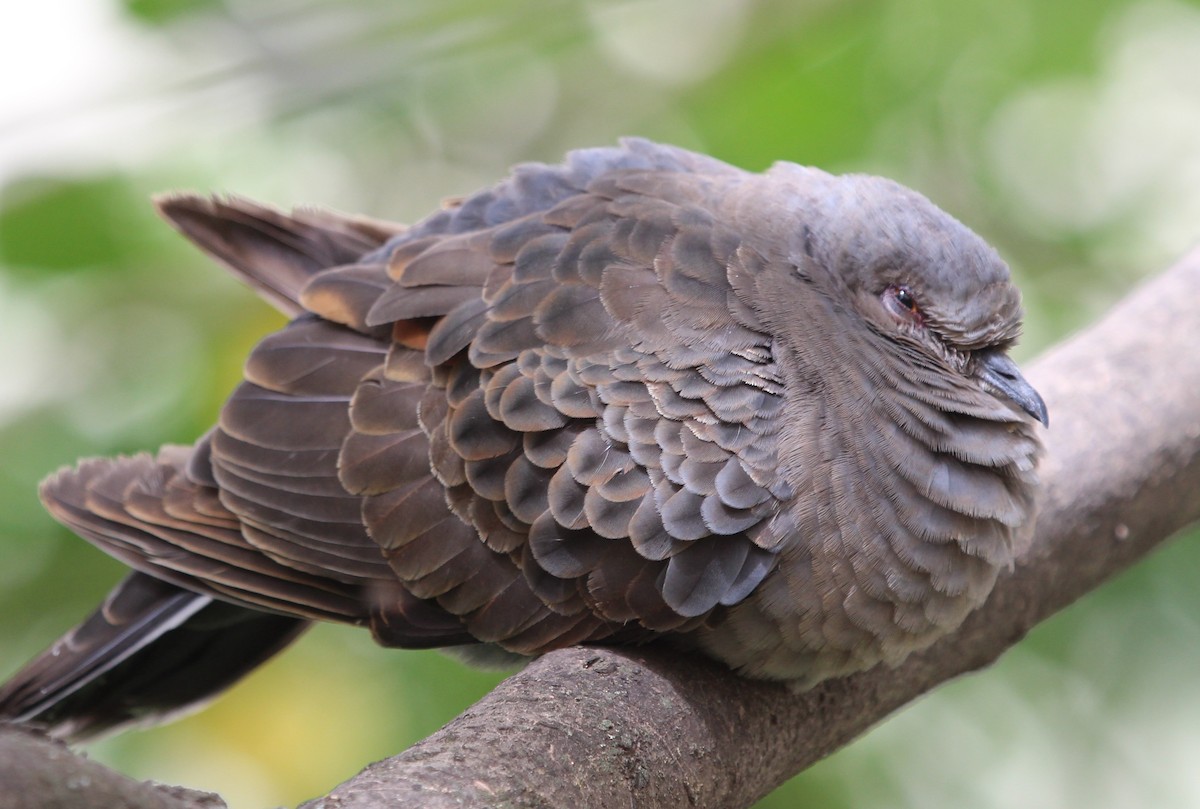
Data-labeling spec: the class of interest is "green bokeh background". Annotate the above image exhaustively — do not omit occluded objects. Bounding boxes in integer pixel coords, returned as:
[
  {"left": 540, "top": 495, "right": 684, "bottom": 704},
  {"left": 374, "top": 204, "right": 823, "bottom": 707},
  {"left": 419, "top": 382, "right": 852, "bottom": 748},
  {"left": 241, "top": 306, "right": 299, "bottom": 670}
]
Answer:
[{"left": 1, "top": 1, "right": 1199, "bottom": 806}]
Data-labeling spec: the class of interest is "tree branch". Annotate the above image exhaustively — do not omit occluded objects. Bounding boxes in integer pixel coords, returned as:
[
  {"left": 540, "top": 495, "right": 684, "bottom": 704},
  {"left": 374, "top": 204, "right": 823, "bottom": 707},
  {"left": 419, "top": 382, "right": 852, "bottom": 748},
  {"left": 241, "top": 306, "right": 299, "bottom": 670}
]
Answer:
[
  {"left": 0, "top": 726, "right": 225, "bottom": 809},
  {"left": 3, "top": 249, "right": 1199, "bottom": 809}
]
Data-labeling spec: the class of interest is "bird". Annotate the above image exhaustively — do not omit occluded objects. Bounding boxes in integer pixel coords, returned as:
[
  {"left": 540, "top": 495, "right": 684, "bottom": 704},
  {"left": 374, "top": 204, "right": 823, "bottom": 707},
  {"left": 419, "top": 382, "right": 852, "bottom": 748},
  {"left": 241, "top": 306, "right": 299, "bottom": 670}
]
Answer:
[{"left": 0, "top": 138, "right": 1046, "bottom": 742}]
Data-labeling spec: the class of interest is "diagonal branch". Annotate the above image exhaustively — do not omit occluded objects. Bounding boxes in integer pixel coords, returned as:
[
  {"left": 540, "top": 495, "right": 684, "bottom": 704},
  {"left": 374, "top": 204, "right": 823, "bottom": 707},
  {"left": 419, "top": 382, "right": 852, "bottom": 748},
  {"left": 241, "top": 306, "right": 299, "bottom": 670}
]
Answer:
[{"left": 2, "top": 249, "right": 1199, "bottom": 809}]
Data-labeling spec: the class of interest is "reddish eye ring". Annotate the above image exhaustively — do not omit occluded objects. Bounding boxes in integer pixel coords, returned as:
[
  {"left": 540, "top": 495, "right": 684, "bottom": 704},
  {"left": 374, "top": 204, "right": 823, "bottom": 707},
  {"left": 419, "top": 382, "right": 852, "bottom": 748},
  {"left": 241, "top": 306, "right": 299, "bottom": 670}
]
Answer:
[{"left": 883, "top": 284, "right": 923, "bottom": 325}]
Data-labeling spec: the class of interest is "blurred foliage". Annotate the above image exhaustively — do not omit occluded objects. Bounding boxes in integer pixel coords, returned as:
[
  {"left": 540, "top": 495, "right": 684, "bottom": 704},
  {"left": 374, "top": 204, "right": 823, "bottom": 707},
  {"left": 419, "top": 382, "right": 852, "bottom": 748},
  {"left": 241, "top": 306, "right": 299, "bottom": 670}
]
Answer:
[
  {"left": 2, "top": 0, "right": 1199, "bottom": 807},
  {"left": 121, "top": 0, "right": 221, "bottom": 25}
]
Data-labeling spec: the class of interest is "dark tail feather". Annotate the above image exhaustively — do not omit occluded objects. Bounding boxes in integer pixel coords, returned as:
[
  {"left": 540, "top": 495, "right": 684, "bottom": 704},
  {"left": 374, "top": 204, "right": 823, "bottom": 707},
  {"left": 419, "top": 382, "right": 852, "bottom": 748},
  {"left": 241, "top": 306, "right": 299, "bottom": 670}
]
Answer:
[
  {"left": 154, "top": 194, "right": 401, "bottom": 316},
  {"left": 0, "top": 572, "right": 307, "bottom": 743}
]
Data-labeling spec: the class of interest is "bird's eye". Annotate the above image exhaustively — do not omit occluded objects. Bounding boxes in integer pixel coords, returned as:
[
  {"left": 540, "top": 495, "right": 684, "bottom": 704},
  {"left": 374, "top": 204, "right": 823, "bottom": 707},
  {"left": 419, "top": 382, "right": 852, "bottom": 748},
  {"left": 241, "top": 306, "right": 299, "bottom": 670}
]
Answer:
[{"left": 882, "top": 284, "right": 923, "bottom": 324}]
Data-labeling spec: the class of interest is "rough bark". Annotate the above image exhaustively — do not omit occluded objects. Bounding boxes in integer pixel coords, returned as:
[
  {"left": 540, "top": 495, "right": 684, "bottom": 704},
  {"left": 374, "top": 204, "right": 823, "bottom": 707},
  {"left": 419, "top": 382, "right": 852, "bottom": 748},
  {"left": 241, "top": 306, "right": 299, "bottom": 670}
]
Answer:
[
  {"left": 2, "top": 248, "right": 1199, "bottom": 809},
  {"left": 0, "top": 726, "right": 225, "bottom": 809}
]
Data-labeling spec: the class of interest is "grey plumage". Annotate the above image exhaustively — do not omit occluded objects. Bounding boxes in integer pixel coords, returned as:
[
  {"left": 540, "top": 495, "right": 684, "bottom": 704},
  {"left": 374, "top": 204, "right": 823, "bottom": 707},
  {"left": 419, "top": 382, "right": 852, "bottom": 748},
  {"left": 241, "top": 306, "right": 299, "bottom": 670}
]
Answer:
[{"left": 0, "top": 138, "right": 1044, "bottom": 739}]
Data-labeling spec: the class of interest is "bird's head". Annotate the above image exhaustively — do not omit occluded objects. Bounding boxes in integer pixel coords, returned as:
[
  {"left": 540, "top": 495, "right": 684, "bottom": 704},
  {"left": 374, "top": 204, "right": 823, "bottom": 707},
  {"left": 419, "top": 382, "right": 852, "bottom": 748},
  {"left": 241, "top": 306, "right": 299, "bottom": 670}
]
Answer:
[{"left": 769, "top": 166, "right": 1048, "bottom": 428}]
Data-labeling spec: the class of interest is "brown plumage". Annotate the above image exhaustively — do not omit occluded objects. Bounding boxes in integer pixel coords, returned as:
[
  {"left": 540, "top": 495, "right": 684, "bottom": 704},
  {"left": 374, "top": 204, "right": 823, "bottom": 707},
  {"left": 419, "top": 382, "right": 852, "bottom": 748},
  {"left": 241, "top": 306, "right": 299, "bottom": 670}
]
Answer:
[{"left": 0, "top": 139, "right": 1045, "bottom": 740}]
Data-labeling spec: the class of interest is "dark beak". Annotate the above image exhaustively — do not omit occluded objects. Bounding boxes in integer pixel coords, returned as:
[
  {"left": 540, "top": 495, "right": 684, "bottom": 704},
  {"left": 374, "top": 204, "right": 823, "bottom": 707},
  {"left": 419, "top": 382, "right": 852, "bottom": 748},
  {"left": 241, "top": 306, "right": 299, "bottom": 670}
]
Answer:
[{"left": 975, "top": 350, "right": 1049, "bottom": 427}]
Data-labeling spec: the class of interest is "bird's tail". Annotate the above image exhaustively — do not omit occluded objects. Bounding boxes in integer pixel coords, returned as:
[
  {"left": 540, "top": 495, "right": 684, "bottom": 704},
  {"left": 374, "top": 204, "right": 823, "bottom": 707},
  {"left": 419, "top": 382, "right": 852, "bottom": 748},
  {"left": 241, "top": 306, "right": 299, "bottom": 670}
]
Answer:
[
  {"left": 0, "top": 197, "right": 407, "bottom": 743},
  {"left": 0, "top": 445, "right": 345, "bottom": 743},
  {"left": 0, "top": 571, "right": 307, "bottom": 742}
]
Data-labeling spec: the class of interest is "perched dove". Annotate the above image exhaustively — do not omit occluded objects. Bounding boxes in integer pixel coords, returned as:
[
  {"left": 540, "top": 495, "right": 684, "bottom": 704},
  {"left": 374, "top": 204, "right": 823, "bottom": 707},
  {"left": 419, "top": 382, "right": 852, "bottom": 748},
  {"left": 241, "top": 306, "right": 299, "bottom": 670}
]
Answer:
[{"left": 0, "top": 139, "right": 1046, "bottom": 741}]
